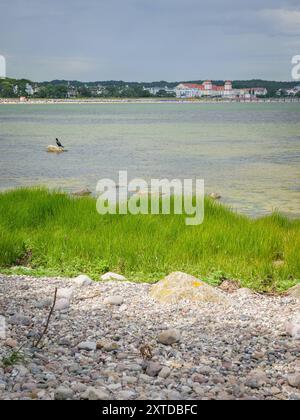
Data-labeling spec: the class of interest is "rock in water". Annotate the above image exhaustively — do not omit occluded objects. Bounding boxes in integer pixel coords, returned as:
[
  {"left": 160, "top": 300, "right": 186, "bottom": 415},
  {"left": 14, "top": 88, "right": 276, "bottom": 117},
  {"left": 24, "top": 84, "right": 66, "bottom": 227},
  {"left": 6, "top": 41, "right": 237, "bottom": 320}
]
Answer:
[
  {"left": 150, "top": 272, "right": 230, "bottom": 304},
  {"left": 72, "top": 189, "right": 92, "bottom": 197},
  {"left": 210, "top": 192, "right": 221, "bottom": 200},
  {"left": 47, "top": 145, "right": 65, "bottom": 153}
]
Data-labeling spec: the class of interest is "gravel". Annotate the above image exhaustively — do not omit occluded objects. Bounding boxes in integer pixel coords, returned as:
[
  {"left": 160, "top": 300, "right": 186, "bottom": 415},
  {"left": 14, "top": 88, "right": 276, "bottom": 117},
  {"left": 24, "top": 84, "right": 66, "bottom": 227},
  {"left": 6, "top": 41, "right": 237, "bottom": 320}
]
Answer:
[{"left": 0, "top": 274, "right": 299, "bottom": 400}]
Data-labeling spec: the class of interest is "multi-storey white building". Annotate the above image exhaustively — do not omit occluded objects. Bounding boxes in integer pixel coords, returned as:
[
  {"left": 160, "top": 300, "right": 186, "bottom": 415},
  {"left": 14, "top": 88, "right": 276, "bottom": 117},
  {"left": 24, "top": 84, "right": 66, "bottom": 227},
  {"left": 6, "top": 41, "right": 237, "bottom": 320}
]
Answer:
[
  {"left": 175, "top": 81, "right": 267, "bottom": 99},
  {"left": 175, "top": 81, "right": 234, "bottom": 98}
]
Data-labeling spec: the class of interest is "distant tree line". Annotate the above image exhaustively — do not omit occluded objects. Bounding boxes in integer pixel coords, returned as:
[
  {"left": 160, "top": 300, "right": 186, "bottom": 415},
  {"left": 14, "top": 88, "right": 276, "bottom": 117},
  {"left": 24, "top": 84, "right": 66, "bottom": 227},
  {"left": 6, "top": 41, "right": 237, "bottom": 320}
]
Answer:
[{"left": 0, "top": 78, "right": 299, "bottom": 99}]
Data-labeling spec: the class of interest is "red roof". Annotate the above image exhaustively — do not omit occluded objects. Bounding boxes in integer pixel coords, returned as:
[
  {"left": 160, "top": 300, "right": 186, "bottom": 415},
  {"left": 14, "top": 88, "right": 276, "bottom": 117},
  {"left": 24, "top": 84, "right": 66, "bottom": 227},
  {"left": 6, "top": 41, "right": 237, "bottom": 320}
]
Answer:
[
  {"left": 180, "top": 82, "right": 226, "bottom": 91},
  {"left": 181, "top": 83, "right": 204, "bottom": 90}
]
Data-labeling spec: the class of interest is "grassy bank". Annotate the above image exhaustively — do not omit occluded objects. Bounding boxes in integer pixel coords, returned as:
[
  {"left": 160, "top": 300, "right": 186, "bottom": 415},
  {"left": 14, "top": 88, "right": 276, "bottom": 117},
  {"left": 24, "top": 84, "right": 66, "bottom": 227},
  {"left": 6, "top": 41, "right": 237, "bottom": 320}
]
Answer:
[{"left": 0, "top": 188, "right": 299, "bottom": 292}]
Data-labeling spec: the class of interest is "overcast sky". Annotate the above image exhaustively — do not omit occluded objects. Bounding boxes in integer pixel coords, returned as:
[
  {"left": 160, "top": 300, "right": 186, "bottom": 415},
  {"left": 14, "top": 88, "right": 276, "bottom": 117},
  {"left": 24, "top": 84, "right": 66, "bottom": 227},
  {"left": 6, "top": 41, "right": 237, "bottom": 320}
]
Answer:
[{"left": 0, "top": 0, "right": 300, "bottom": 81}]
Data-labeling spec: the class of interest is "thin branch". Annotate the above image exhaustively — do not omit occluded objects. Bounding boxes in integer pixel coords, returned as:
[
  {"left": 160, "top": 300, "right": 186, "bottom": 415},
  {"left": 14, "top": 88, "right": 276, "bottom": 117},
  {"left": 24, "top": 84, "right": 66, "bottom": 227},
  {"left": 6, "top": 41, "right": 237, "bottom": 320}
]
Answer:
[{"left": 33, "top": 288, "right": 57, "bottom": 349}]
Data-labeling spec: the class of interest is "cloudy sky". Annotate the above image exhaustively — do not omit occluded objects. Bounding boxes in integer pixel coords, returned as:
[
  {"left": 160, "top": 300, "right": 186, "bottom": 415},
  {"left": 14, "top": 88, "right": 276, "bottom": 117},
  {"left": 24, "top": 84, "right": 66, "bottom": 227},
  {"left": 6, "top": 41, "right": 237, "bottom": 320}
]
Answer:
[{"left": 0, "top": 0, "right": 300, "bottom": 81}]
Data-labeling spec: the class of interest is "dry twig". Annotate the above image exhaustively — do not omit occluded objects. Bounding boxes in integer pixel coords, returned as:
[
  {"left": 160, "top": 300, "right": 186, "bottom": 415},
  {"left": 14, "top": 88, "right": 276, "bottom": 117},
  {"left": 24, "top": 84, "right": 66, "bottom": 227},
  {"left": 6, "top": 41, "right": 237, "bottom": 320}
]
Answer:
[{"left": 33, "top": 288, "right": 57, "bottom": 349}]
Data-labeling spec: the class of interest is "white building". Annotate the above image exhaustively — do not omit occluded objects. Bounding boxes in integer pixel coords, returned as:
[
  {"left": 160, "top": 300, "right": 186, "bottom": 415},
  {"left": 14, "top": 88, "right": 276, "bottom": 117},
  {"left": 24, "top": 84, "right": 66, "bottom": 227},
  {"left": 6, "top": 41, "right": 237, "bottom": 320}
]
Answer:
[
  {"left": 25, "top": 83, "right": 34, "bottom": 96},
  {"left": 175, "top": 81, "right": 268, "bottom": 99},
  {"left": 143, "top": 86, "right": 176, "bottom": 95},
  {"left": 0, "top": 55, "right": 6, "bottom": 79},
  {"left": 175, "top": 81, "right": 234, "bottom": 98},
  {"left": 286, "top": 86, "right": 300, "bottom": 96}
]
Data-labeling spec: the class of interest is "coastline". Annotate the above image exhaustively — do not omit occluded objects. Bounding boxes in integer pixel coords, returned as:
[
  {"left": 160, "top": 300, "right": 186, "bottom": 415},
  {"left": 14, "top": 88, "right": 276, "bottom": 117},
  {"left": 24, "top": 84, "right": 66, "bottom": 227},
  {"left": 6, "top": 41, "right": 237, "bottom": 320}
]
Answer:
[{"left": 1, "top": 97, "right": 300, "bottom": 105}]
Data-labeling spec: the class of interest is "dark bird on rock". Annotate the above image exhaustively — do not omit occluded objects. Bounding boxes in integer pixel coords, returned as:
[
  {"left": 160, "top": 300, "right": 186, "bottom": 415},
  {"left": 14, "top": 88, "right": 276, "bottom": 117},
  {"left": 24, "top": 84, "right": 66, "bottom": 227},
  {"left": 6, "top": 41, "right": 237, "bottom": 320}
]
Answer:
[{"left": 56, "top": 138, "right": 64, "bottom": 148}]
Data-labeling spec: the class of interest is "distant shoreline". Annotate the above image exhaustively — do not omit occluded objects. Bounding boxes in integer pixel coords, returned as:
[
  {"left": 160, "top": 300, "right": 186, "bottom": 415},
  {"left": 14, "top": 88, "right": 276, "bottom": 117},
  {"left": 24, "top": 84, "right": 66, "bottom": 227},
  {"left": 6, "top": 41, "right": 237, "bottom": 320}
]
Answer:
[{"left": 1, "top": 97, "right": 300, "bottom": 105}]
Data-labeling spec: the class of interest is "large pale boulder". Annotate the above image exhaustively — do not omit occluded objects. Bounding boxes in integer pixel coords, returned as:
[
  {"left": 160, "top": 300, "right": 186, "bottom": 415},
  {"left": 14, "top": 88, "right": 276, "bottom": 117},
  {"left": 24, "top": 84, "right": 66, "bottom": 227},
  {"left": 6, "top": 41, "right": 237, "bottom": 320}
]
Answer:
[
  {"left": 150, "top": 272, "right": 230, "bottom": 304},
  {"left": 47, "top": 145, "right": 65, "bottom": 153},
  {"left": 73, "top": 275, "right": 93, "bottom": 287},
  {"left": 287, "top": 284, "right": 300, "bottom": 300},
  {"left": 285, "top": 313, "right": 300, "bottom": 340},
  {"left": 101, "top": 272, "right": 127, "bottom": 281}
]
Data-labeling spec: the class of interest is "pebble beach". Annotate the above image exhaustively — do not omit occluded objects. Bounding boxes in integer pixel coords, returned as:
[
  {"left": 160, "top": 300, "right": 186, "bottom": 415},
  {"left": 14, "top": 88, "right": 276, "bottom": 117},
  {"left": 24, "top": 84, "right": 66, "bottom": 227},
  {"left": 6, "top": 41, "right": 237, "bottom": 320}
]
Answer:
[{"left": 0, "top": 274, "right": 299, "bottom": 400}]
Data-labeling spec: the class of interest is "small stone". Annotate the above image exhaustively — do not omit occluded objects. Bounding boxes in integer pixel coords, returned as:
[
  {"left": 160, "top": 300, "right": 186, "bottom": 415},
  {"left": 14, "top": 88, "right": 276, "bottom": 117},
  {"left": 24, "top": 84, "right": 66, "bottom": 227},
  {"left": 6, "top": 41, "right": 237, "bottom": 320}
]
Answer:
[
  {"left": 145, "top": 362, "right": 163, "bottom": 377},
  {"left": 34, "top": 298, "right": 52, "bottom": 309},
  {"left": 158, "top": 329, "right": 181, "bottom": 345},
  {"left": 5, "top": 338, "right": 18, "bottom": 348},
  {"left": 103, "top": 295, "right": 124, "bottom": 306},
  {"left": 165, "top": 390, "right": 182, "bottom": 400},
  {"left": 73, "top": 275, "right": 93, "bottom": 287},
  {"left": 54, "top": 386, "right": 74, "bottom": 400},
  {"left": 245, "top": 371, "right": 267, "bottom": 389},
  {"left": 192, "top": 374, "right": 208, "bottom": 384},
  {"left": 54, "top": 298, "right": 70, "bottom": 311},
  {"left": 288, "top": 373, "right": 300, "bottom": 389},
  {"left": 57, "top": 287, "right": 74, "bottom": 301},
  {"left": 96, "top": 340, "right": 119, "bottom": 352},
  {"left": 10, "top": 314, "right": 31, "bottom": 326},
  {"left": 117, "top": 390, "right": 136, "bottom": 400},
  {"left": 234, "top": 288, "right": 254, "bottom": 298},
  {"left": 285, "top": 314, "right": 300, "bottom": 340},
  {"left": 253, "top": 351, "right": 265, "bottom": 360},
  {"left": 193, "top": 384, "right": 204, "bottom": 396},
  {"left": 158, "top": 367, "right": 171, "bottom": 378},
  {"left": 82, "top": 387, "right": 110, "bottom": 400},
  {"left": 78, "top": 341, "right": 97, "bottom": 351},
  {"left": 101, "top": 272, "right": 127, "bottom": 281}
]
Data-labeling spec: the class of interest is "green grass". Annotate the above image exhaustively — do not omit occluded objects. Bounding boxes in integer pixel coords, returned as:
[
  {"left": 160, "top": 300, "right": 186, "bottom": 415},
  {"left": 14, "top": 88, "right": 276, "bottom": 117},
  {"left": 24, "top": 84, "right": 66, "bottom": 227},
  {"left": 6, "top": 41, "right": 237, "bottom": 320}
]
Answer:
[{"left": 0, "top": 187, "right": 299, "bottom": 292}]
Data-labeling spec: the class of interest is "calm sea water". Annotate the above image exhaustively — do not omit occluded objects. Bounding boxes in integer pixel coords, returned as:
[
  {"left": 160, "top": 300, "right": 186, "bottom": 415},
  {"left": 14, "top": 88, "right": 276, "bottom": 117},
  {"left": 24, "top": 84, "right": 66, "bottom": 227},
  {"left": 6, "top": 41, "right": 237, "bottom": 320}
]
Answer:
[{"left": 0, "top": 102, "right": 299, "bottom": 216}]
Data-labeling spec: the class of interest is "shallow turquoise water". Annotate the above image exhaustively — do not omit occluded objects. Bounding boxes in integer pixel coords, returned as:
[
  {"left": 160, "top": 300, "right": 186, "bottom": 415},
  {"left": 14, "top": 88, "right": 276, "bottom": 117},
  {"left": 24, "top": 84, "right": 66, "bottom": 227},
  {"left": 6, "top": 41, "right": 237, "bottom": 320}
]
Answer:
[{"left": 0, "top": 102, "right": 299, "bottom": 216}]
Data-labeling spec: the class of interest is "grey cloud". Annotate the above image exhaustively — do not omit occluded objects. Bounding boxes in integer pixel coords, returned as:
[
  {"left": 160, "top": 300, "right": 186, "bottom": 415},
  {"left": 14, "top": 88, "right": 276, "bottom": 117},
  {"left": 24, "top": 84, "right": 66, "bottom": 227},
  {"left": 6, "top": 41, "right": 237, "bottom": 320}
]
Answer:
[{"left": 0, "top": 0, "right": 299, "bottom": 81}]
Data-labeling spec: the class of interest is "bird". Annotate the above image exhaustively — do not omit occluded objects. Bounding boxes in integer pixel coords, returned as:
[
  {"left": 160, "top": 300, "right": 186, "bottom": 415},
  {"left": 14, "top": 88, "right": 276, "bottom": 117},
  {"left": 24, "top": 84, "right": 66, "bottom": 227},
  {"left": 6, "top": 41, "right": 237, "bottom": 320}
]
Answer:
[{"left": 56, "top": 138, "right": 64, "bottom": 148}]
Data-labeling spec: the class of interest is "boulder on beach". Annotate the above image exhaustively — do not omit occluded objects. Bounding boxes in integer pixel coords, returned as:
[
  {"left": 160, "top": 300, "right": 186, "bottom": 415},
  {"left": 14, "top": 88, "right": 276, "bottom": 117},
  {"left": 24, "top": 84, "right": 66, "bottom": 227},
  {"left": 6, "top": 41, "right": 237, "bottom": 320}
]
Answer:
[
  {"left": 150, "top": 271, "right": 230, "bottom": 304},
  {"left": 101, "top": 272, "right": 127, "bottom": 281},
  {"left": 47, "top": 145, "right": 66, "bottom": 153},
  {"left": 287, "top": 283, "right": 300, "bottom": 300}
]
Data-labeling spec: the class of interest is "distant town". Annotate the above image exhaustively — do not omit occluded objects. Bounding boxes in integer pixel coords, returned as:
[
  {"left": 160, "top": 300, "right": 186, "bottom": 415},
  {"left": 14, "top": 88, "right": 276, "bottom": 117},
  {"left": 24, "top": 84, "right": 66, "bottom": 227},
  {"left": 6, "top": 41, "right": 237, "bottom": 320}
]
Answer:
[{"left": 0, "top": 76, "right": 300, "bottom": 100}]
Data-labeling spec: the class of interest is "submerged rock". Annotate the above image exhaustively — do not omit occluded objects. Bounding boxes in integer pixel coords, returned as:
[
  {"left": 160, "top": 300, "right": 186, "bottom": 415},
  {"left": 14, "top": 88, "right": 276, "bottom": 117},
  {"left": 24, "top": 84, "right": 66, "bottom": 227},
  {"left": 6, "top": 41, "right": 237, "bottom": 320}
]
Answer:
[{"left": 150, "top": 272, "right": 230, "bottom": 304}]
